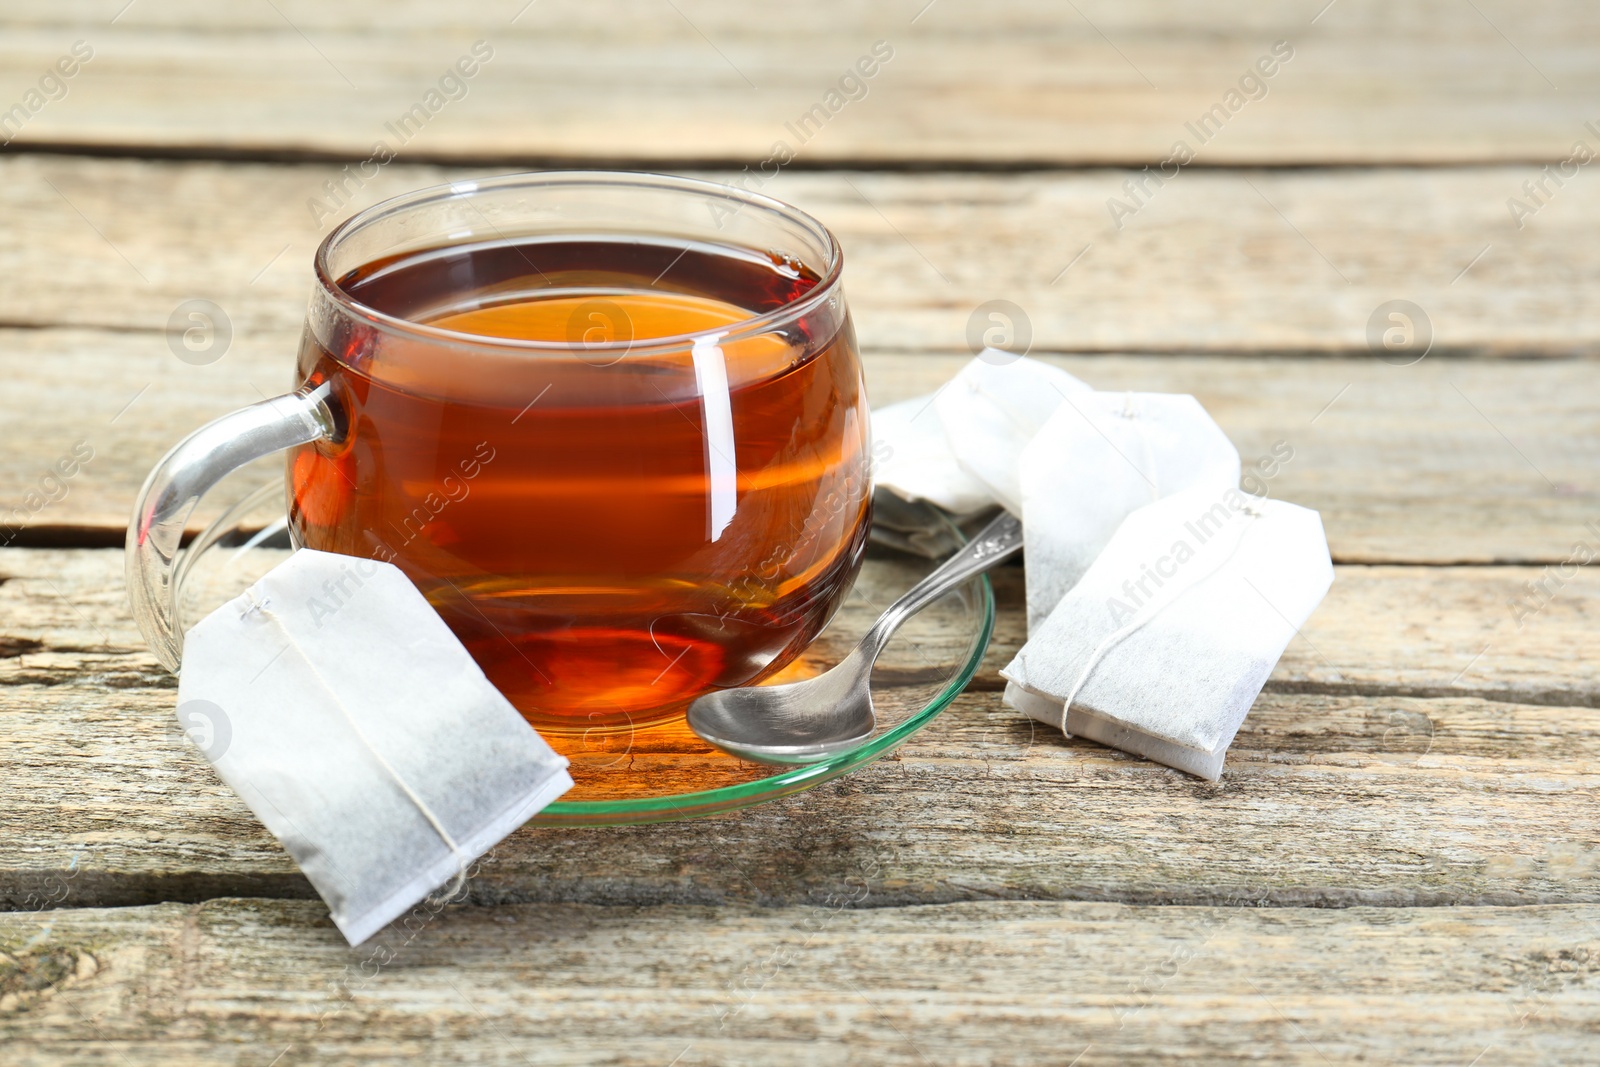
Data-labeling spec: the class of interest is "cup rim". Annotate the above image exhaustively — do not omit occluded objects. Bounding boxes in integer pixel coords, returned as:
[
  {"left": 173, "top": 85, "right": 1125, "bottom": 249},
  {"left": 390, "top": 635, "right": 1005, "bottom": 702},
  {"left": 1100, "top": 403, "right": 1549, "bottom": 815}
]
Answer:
[{"left": 312, "top": 170, "right": 846, "bottom": 355}]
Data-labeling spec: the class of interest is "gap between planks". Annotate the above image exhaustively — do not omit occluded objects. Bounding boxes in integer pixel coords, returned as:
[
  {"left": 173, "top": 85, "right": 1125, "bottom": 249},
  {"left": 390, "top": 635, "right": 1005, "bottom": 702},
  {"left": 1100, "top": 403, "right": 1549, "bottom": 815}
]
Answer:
[{"left": 4, "top": 143, "right": 1589, "bottom": 173}]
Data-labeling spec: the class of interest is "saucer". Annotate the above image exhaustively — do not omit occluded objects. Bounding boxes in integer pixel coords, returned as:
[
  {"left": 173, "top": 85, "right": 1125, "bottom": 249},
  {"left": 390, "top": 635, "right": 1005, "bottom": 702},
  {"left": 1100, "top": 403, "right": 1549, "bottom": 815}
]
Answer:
[{"left": 175, "top": 483, "right": 994, "bottom": 826}]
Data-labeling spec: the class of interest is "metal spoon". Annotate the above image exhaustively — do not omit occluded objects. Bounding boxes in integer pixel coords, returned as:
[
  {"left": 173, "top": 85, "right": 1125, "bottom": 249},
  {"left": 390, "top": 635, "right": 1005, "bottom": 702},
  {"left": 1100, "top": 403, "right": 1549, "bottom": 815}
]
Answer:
[{"left": 687, "top": 511, "right": 1023, "bottom": 764}]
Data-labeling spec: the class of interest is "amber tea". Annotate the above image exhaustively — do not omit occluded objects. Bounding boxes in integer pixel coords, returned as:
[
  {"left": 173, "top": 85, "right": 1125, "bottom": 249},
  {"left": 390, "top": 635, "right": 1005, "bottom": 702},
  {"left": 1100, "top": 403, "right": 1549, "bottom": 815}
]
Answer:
[{"left": 287, "top": 236, "right": 872, "bottom": 732}]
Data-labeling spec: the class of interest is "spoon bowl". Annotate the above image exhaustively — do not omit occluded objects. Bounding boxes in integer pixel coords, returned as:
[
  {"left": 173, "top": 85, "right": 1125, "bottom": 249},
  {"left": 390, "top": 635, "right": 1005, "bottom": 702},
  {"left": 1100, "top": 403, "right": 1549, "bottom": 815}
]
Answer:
[{"left": 688, "top": 512, "right": 1023, "bottom": 764}]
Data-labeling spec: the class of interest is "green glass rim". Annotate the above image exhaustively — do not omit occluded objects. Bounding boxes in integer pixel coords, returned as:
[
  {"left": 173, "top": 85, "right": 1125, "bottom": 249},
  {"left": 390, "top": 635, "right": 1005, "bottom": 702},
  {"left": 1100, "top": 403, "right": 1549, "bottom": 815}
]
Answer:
[{"left": 530, "top": 560, "right": 996, "bottom": 827}]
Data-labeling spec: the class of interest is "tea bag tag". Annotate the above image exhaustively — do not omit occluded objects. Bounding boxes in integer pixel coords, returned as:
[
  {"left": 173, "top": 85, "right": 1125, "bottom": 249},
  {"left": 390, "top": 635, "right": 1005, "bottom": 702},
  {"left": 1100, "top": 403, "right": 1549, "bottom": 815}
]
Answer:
[{"left": 177, "top": 549, "right": 572, "bottom": 945}]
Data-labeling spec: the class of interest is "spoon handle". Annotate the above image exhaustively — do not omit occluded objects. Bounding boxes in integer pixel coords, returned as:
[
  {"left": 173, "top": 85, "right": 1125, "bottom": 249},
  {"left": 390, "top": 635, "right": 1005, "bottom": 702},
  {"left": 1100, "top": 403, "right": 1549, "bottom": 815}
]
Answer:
[{"left": 862, "top": 510, "right": 1023, "bottom": 655}]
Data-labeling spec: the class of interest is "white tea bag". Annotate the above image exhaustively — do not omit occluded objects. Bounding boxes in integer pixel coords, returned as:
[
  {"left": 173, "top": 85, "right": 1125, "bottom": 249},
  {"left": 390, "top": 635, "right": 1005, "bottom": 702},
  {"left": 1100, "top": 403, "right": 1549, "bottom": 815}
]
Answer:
[
  {"left": 1001, "top": 487, "right": 1333, "bottom": 780},
  {"left": 1019, "top": 391, "right": 1239, "bottom": 630},
  {"left": 932, "top": 355, "right": 1092, "bottom": 514},
  {"left": 178, "top": 549, "right": 572, "bottom": 945},
  {"left": 871, "top": 393, "right": 995, "bottom": 516}
]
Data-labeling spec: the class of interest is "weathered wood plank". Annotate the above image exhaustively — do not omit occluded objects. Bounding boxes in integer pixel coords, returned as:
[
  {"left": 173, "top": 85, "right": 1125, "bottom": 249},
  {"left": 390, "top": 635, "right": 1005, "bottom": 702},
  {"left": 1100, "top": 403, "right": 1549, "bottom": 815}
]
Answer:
[
  {"left": 1, "top": 158, "right": 1597, "bottom": 354},
  {"left": 6, "top": 550, "right": 1596, "bottom": 706},
  {"left": 986, "top": 564, "right": 1600, "bottom": 708},
  {"left": 3, "top": 550, "right": 1597, "bottom": 910},
  {"left": 876, "top": 353, "right": 1600, "bottom": 567},
  {"left": 4, "top": 159, "right": 1597, "bottom": 560},
  {"left": 3, "top": 898, "right": 1598, "bottom": 1065},
  {"left": 5, "top": 320, "right": 1595, "bottom": 565},
  {"left": 8, "top": 684, "right": 1598, "bottom": 911},
  {"left": 0, "top": 1, "right": 1591, "bottom": 165}
]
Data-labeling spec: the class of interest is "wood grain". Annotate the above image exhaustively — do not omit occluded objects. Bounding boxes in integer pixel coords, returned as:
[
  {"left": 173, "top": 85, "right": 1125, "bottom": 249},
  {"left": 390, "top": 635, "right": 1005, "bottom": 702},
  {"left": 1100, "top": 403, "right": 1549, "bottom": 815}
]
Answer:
[
  {"left": 0, "top": 5, "right": 1590, "bottom": 1057},
  {"left": 6, "top": 550, "right": 1597, "bottom": 706},
  {"left": 7, "top": 684, "right": 1600, "bottom": 911},
  {"left": 3, "top": 157, "right": 1598, "bottom": 354},
  {"left": 0, "top": 1, "right": 1591, "bottom": 166},
  {"left": 3, "top": 898, "right": 1598, "bottom": 1065},
  {"left": 5, "top": 317, "right": 1595, "bottom": 565},
  {"left": 3, "top": 549, "right": 1597, "bottom": 911},
  {"left": 3, "top": 158, "right": 1597, "bottom": 560}
]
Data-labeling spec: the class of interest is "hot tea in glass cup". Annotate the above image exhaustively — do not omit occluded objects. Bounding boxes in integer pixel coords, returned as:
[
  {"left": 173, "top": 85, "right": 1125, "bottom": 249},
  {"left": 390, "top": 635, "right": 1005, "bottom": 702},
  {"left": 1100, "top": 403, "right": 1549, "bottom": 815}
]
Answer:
[{"left": 129, "top": 172, "right": 873, "bottom": 733}]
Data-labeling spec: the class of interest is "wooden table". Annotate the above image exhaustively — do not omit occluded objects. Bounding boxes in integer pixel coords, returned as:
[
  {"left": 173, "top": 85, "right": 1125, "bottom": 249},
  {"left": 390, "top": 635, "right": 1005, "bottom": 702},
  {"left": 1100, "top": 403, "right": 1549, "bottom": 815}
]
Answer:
[{"left": 3, "top": 2, "right": 1598, "bottom": 1062}]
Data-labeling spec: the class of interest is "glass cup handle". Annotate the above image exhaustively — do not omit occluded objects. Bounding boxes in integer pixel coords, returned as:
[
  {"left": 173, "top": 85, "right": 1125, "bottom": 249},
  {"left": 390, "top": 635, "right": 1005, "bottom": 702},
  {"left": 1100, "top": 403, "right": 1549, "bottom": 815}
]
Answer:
[{"left": 126, "top": 383, "right": 338, "bottom": 673}]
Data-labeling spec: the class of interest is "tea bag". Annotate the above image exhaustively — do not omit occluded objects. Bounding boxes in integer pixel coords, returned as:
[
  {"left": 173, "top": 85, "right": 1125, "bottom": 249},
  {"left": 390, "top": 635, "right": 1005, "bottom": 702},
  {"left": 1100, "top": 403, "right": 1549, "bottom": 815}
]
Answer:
[
  {"left": 178, "top": 549, "right": 572, "bottom": 945},
  {"left": 1019, "top": 391, "right": 1239, "bottom": 630},
  {"left": 932, "top": 355, "right": 1092, "bottom": 514},
  {"left": 871, "top": 392, "right": 996, "bottom": 516},
  {"left": 869, "top": 374, "right": 1005, "bottom": 558},
  {"left": 1001, "top": 487, "right": 1334, "bottom": 780}
]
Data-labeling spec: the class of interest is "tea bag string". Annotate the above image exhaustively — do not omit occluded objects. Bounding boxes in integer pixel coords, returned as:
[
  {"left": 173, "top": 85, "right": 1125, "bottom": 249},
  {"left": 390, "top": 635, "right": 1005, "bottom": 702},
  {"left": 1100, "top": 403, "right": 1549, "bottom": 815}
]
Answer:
[
  {"left": 1058, "top": 506, "right": 1260, "bottom": 735},
  {"left": 241, "top": 590, "right": 469, "bottom": 896}
]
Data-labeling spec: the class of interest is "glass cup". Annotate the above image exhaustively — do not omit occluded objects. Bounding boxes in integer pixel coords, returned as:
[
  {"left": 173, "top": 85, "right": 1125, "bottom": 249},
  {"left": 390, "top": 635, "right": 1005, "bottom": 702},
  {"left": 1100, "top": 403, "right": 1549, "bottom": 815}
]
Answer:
[{"left": 129, "top": 172, "right": 873, "bottom": 733}]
